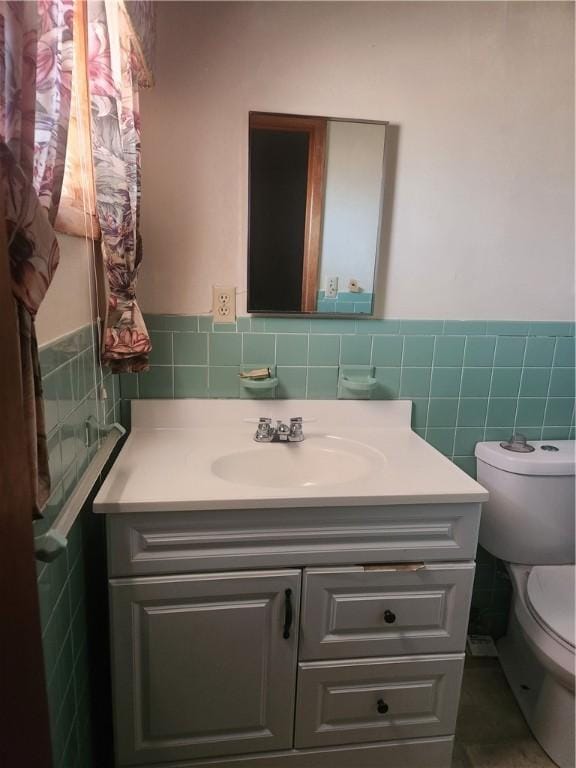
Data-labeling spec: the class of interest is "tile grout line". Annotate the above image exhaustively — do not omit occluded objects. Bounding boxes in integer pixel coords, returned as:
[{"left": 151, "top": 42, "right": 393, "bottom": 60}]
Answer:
[
  {"left": 512, "top": 334, "right": 530, "bottom": 433},
  {"left": 541, "top": 337, "right": 558, "bottom": 439},
  {"left": 482, "top": 336, "right": 499, "bottom": 442}
]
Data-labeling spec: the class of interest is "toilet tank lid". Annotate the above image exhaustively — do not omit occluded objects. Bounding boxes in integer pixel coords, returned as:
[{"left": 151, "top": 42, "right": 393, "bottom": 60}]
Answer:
[
  {"left": 527, "top": 566, "right": 575, "bottom": 649},
  {"left": 475, "top": 440, "right": 575, "bottom": 476}
]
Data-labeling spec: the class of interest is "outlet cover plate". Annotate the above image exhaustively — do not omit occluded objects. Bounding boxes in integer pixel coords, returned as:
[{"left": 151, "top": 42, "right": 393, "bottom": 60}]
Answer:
[{"left": 213, "top": 286, "right": 236, "bottom": 323}]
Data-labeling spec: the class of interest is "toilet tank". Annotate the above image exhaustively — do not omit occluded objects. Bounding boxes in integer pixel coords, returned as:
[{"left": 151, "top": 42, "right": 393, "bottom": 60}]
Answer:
[{"left": 475, "top": 440, "right": 575, "bottom": 565}]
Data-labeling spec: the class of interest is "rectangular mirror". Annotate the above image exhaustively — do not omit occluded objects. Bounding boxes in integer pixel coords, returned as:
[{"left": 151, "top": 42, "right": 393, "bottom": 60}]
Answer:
[{"left": 247, "top": 112, "right": 388, "bottom": 316}]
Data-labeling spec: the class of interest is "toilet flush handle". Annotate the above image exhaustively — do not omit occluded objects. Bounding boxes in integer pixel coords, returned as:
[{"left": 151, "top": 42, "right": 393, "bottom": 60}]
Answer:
[{"left": 500, "top": 433, "right": 535, "bottom": 453}]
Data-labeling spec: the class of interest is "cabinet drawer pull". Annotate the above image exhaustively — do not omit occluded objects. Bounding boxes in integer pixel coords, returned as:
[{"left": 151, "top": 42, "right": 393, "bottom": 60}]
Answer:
[
  {"left": 383, "top": 609, "right": 396, "bottom": 624},
  {"left": 377, "top": 699, "right": 389, "bottom": 715},
  {"left": 283, "top": 588, "right": 293, "bottom": 639}
]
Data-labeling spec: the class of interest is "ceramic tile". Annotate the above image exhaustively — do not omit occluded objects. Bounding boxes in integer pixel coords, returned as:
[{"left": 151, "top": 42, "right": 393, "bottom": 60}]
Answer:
[
  {"left": 358, "top": 319, "right": 400, "bottom": 334},
  {"left": 411, "top": 398, "right": 429, "bottom": 429},
  {"left": 457, "top": 399, "right": 488, "bottom": 427},
  {"left": 148, "top": 331, "right": 173, "bottom": 365},
  {"left": 213, "top": 322, "right": 237, "bottom": 333},
  {"left": 519, "top": 368, "right": 551, "bottom": 398},
  {"left": 430, "top": 367, "right": 462, "bottom": 397},
  {"left": 400, "top": 367, "right": 431, "bottom": 398},
  {"left": 399, "top": 320, "right": 444, "bottom": 335},
  {"left": 209, "top": 333, "right": 241, "bottom": 365},
  {"left": 243, "top": 333, "right": 276, "bottom": 365},
  {"left": 403, "top": 335, "right": 434, "bottom": 366},
  {"left": 493, "top": 336, "right": 526, "bottom": 367},
  {"left": 427, "top": 398, "right": 459, "bottom": 427},
  {"left": 425, "top": 428, "right": 454, "bottom": 456},
  {"left": 490, "top": 368, "right": 521, "bottom": 398},
  {"left": 276, "top": 334, "right": 308, "bottom": 365},
  {"left": 444, "top": 321, "right": 486, "bottom": 336},
  {"left": 277, "top": 367, "right": 307, "bottom": 398},
  {"left": 524, "top": 337, "right": 555, "bottom": 367},
  {"left": 454, "top": 427, "right": 485, "bottom": 456},
  {"left": 138, "top": 367, "right": 173, "bottom": 398},
  {"left": 548, "top": 367, "right": 575, "bottom": 398},
  {"left": 340, "top": 334, "right": 371, "bottom": 365},
  {"left": 371, "top": 335, "right": 403, "bottom": 366},
  {"left": 308, "top": 335, "right": 340, "bottom": 365},
  {"left": 209, "top": 366, "right": 240, "bottom": 397},
  {"left": 307, "top": 367, "right": 339, "bottom": 398},
  {"left": 544, "top": 397, "right": 574, "bottom": 426},
  {"left": 486, "top": 398, "right": 517, "bottom": 427},
  {"left": 464, "top": 337, "right": 496, "bottom": 367},
  {"left": 264, "top": 318, "right": 311, "bottom": 333},
  {"left": 374, "top": 367, "right": 401, "bottom": 398},
  {"left": 553, "top": 337, "right": 575, "bottom": 368},
  {"left": 174, "top": 332, "right": 208, "bottom": 365},
  {"left": 174, "top": 367, "right": 208, "bottom": 398},
  {"left": 516, "top": 398, "right": 547, "bottom": 426},
  {"left": 461, "top": 368, "right": 492, "bottom": 397},
  {"left": 434, "top": 336, "right": 466, "bottom": 367}
]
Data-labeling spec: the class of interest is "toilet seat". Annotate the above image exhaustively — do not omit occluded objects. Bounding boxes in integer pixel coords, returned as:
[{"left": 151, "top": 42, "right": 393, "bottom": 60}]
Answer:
[
  {"left": 527, "top": 565, "right": 575, "bottom": 651},
  {"left": 508, "top": 564, "right": 575, "bottom": 691}
]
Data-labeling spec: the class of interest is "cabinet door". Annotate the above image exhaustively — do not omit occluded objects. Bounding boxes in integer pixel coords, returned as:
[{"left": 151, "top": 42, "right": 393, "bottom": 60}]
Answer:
[{"left": 110, "top": 570, "right": 301, "bottom": 765}]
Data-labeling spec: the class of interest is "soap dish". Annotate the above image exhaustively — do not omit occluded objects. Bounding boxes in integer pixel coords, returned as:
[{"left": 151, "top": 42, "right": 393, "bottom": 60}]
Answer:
[
  {"left": 240, "top": 377, "right": 279, "bottom": 391},
  {"left": 339, "top": 376, "right": 377, "bottom": 393},
  {"left": 338, "top": 367, "right": 377, "bottom": 399}
]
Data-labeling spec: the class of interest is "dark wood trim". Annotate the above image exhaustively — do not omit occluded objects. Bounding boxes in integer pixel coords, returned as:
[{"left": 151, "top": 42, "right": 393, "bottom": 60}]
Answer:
[
  {"left": 248, "top": 113, "right": 327, "bottom": 312},
  {"left": 300, "top": 119, "right": 326, "bottom": 312},
  {"left": 0, "top": 179, "right": 53, "bottom": 767}
]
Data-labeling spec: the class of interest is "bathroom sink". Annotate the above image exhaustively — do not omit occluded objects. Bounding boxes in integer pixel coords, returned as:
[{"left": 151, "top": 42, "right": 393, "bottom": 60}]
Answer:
[{"left": 211, "top": 436, "right": 386, "bottom": 488}]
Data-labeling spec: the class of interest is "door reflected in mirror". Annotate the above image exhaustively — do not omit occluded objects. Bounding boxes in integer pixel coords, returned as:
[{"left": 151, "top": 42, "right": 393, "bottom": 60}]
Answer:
[{"left": 248, "top": 112, "right": 388, "bottom": 316}]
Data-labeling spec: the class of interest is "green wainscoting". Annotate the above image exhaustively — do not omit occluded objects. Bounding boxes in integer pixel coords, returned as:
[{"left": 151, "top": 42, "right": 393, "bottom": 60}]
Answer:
[
  {"left": 36, "top": 325, "right": 120, "bottom": 768},
  {"left": 115, "top": 313, "right": 575, "bottom": 639}
]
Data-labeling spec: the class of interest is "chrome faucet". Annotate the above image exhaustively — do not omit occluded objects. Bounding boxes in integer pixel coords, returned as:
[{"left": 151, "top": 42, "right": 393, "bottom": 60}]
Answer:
[{"left": 254, "top": 417, "right": 304, "bottom": 443}]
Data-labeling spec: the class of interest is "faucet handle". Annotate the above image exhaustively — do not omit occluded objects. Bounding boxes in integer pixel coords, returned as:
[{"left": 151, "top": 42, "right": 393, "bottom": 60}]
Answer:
[
  {"left": 255, "top": 417, "right": 273, "bottom": 442},
  {"left": 288, "top": 417, "right": 304, "bottom": 442}
]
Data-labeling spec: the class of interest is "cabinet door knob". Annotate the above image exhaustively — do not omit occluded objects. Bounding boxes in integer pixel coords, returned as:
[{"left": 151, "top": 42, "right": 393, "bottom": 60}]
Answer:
[
  {"left": 377, "top": 699, "right": 389, "bottom": 714},
  {"left": 383, "top": 609, "right": 396, "bottom": 624}
]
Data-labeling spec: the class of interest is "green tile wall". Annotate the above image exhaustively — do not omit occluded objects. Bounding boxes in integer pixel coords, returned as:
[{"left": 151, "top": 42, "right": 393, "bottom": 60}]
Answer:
[
  {"left": 36, "top": 325, "right": 120, "bottom": 768},
  {"left": 124, "top": 313, "right": 575, "bottom": 638},
  {"left": 134, "top": 315, "right": 575, "bottom": 456}
]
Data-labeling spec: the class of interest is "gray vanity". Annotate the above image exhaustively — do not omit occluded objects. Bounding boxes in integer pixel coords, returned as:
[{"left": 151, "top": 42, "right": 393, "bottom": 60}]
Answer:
[{"left": 95, "top": 400, "right": 487, "bottom": 767}]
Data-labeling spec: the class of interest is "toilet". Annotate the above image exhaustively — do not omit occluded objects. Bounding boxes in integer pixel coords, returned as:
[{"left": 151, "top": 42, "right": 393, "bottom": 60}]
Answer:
[{"left": 475, "top": 438, "right": 575, "bottom": 768}]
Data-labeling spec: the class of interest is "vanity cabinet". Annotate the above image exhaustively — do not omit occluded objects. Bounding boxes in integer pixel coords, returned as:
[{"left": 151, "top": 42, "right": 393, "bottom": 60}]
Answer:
[
  {"left": 107, "top": 503, "right": 480, "bottom": 768},
  {"left": 110, "top": 570, "right": 301, "bottom": 765}
]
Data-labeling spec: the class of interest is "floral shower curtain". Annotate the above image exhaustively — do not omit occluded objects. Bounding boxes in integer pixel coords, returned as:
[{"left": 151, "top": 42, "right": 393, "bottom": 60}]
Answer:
[
  {"left": 88, "top": 0, "right": 153, "bottom": 373},
  {"left": 1, "top": 0, "right": 74, "bottom": 515}
]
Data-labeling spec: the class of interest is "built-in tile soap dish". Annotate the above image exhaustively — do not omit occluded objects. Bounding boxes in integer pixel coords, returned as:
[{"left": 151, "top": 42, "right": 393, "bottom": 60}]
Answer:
[
  {"left": 239, "top": 366, "right": 278, "bottom": 394},
  {"left": 338, "top": 367, "right": 377, "bottom": 399},
  {"left": 241, "top": 377, "right": 279, "bottom": 391},
  {"left": 340, "top": 376, "right": 377, "bottom": 392}
]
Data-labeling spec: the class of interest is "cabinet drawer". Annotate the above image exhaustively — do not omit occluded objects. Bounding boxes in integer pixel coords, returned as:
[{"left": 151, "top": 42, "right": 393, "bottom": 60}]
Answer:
[
  {"left": 107, "top": 504, "right": 481, "bottom": 577},
  {"left": 300, "top": 564, "right": 474, "bottom": 659},
  {"left": 295, "top": 654, "right": 464, "bottom": 749}
]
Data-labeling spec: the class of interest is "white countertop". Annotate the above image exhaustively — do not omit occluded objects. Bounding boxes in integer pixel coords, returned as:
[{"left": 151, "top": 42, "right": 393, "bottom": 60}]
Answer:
[{"left": 94, "top": 400, "right": 488, "bottom": 513}]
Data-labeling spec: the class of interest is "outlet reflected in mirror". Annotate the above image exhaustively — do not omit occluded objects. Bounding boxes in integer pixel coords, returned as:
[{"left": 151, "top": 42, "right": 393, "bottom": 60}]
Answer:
[{"left": 248, "top": 112, "right": 388, "bottom": 316}]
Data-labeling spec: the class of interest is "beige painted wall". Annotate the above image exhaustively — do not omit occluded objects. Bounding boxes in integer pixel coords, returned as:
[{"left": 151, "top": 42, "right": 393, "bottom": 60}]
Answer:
[
  {"left": 139, "top": 1, "right": 574, "bottom": 320},
  {"left": 36, "top": 234, "right": 95, "bottom": 347}
]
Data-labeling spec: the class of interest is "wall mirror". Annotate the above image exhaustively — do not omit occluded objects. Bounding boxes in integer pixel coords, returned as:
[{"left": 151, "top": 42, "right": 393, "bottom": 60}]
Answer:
[{"left": 247, "top": 111, "right": 388, "bottom": 316}]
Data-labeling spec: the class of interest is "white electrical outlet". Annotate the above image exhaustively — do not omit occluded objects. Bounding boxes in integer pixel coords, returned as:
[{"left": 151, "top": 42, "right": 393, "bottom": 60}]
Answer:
[
  {"left": 213, "top": 286, "right": 236, "bottom": 323},
  {"left": 325, "top": 276, "right": 339, "bottom": 299}
]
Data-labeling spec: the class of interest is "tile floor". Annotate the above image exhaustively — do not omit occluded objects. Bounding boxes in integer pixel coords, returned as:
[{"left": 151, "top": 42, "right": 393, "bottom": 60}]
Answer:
[{"left": 454, "top": 657, "right": 556, "bottom": 767}]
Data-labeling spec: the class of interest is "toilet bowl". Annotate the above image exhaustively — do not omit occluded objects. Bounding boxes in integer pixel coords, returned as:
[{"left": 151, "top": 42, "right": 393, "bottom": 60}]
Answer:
[{"left": 475, "top": 439, "right": 575, "bottom": 768}]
